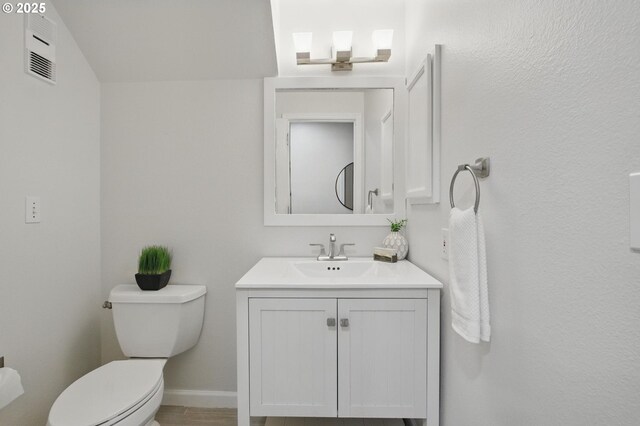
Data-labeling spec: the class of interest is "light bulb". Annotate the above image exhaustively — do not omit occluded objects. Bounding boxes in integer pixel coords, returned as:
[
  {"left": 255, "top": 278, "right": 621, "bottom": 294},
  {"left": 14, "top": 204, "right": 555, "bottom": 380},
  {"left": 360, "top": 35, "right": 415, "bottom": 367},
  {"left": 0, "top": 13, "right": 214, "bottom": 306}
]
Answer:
[
  {"left": 372, "top": 29, "right": 394, "bottom": 50},
  {"left": 332, "top": 31, "right": 353, "bottom": 52},
  {"left": 292, "top": 32, "right": 313, "bottom": 53}
]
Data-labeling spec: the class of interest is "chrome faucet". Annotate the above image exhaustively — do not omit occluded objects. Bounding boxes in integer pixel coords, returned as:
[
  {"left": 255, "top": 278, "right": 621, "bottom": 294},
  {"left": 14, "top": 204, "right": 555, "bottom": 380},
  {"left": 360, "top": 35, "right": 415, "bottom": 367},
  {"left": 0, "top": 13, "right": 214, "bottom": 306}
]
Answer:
[
  {"left": 328, "top": 233, "right": 337, "bottom": 258},
  {"left": 310, "top": 233, "right": 355, "bottom": 261}
]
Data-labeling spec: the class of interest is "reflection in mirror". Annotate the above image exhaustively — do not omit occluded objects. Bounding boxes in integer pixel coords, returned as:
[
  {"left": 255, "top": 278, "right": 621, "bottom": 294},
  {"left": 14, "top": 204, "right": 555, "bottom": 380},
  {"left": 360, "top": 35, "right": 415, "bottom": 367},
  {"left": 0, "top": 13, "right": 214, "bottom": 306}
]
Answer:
[
  {"left": 275, "top": 89, "right": 394, "bottom": 215},
  {"left": 290, "top": 121, "right": 354, "bottom": 214},
  {"left": 335, "top": 162, "right": 354, "bottom": 211}
]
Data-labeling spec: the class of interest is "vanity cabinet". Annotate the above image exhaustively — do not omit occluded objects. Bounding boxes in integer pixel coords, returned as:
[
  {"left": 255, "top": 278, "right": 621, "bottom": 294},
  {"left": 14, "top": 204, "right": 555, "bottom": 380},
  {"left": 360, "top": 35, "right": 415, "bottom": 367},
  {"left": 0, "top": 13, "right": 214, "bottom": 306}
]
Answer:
[
  {"left": 249, "top": 298, "right": 427, "bottom": 418},
  {"left": 236, "top": 258, "right": 442, "bottom": 426}
]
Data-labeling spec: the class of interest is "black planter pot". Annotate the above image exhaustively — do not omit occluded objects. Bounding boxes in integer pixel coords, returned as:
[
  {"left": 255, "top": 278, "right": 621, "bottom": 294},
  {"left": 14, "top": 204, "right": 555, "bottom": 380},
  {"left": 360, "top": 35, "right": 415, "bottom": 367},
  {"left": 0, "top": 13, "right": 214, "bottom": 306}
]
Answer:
[{"left": 135, "top": 270, "right": 171, "bottom": 291}]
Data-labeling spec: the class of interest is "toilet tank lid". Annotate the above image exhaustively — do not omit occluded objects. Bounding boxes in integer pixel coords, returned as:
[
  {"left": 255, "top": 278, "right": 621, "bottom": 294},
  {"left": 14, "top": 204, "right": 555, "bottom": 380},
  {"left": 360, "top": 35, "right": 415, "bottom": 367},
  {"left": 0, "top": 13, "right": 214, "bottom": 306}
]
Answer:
[{"left": 110, "top": 284, "right": 206, "bottom": 304}]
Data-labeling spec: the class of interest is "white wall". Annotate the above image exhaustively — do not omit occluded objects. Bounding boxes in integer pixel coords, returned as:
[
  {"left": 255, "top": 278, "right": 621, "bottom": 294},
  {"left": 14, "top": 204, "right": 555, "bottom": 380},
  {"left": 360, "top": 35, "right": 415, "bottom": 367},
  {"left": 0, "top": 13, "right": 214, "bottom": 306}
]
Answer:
[
  {"left": 100, "top": 79, "right": 389, "bottom": 395},
  {"left": 276, "top": 91, "right": 365, "bottom": 116},
  {"left": 404, "top": 0, "right": 640, "bottom": 424},
  {"left": 0, "top": 1, "right": 101, "bottom": 424}
]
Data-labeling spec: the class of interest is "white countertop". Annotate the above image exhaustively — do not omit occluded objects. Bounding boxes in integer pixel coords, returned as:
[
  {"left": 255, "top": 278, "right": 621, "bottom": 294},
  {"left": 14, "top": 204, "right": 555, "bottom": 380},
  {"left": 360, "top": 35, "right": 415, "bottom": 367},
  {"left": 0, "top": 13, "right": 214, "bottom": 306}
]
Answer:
[{"left": 235, "top": 257, "right": 443, "bottom": 290}]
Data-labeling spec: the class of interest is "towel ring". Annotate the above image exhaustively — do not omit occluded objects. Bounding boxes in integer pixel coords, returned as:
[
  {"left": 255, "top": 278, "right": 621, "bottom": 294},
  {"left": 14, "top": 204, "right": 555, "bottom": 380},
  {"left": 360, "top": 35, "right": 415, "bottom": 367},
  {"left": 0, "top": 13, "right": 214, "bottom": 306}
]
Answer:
[{"left": 450, "top": 165, "right": 481, "bottom": 214}]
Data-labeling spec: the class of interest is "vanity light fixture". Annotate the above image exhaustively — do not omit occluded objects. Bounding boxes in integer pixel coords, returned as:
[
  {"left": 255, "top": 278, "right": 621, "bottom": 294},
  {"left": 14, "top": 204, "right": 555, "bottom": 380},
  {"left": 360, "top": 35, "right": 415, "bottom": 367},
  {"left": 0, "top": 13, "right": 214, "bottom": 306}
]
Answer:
[{"left": 293, "top": 29, "right": 393, "bottom": 71}]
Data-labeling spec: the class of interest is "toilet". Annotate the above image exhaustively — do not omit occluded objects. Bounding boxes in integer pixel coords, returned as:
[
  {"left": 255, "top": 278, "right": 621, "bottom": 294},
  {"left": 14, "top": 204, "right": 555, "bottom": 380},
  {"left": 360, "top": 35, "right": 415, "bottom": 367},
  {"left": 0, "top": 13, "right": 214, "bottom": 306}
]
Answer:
[{"left": 47, "top": 284, "right": 207, "bottom": 426}]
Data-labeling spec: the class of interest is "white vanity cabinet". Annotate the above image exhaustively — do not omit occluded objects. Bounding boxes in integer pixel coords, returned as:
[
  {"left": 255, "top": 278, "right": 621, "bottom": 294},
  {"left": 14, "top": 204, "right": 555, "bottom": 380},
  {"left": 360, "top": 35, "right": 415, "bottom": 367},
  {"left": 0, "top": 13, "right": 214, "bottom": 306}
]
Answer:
[
  {"left": 236, "top": 258, "right": 442, "bottom": 426},
  {"left": 249, "top": 298, "right": 427, "bottom": 418}
]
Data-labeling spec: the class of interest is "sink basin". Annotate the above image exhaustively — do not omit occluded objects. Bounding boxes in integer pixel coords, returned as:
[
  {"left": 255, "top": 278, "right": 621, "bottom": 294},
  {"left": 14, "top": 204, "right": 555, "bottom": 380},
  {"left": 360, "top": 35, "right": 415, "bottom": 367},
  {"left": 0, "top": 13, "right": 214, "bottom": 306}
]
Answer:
[
  {"left": 291, "top": 260, "right": 375, "bottom": 278},
  {"left": 235, "top": 257, "right": 443, "bottom": 289}
]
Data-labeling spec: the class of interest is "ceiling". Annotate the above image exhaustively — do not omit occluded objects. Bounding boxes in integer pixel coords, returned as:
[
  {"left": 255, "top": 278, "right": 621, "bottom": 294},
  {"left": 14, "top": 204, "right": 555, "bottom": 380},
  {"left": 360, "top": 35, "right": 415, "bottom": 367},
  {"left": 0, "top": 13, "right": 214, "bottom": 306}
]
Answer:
[{"left": 51, "top": 0, "right": 278, "bottom": 82}]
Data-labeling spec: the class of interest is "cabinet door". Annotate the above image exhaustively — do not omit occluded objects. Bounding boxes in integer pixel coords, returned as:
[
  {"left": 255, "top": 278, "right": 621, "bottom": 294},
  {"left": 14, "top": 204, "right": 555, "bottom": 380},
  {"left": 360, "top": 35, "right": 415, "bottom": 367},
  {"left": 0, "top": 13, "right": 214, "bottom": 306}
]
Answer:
[
  {"left": 249, "top": 298, "right": 337, "bottom": 417},
  {"left": 338, "top": 299, "right": 427, "bottom": 418}
]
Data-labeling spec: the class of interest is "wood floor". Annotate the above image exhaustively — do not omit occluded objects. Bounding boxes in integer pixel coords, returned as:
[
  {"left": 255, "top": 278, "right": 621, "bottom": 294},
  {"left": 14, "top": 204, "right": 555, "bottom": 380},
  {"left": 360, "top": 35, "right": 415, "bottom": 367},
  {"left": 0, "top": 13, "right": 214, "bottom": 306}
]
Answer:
[
  {"left": 264, "top": 418, "right": 404, "bottom": 426},
  {"left": 156, "top": 406, "right": 269, "bottom": 426},
  {"left": 155, "top": 407, "right": 405, "bottom": 426}
]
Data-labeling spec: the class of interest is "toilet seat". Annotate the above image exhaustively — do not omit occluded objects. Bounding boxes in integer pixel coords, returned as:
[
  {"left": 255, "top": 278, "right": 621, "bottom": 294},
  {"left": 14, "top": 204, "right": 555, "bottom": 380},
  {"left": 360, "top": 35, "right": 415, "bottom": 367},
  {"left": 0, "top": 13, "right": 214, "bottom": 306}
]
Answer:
[{"left": 48, "top": 359, "right": 165, "bottom": 426}]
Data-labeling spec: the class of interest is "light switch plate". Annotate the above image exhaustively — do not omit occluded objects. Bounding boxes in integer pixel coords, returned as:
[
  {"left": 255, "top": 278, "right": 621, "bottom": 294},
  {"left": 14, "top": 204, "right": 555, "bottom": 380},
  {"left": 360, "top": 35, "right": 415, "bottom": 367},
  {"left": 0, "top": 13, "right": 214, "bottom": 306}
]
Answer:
[
  {"left": 441, "top": 228, "right": 449, "bottom": 260},
  {"left": 25, "top": 196, "right": 41, "bottom": 223},
  {"left": 631, "top": 173, "right": 640, "bottom": 250}
]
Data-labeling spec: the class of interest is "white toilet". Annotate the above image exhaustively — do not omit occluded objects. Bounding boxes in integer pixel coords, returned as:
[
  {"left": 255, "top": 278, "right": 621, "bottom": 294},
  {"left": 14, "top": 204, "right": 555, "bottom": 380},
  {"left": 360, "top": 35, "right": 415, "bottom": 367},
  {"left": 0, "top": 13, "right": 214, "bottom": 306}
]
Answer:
[{"left": 47, "top": 284, "right": 207, "bottom": 426}]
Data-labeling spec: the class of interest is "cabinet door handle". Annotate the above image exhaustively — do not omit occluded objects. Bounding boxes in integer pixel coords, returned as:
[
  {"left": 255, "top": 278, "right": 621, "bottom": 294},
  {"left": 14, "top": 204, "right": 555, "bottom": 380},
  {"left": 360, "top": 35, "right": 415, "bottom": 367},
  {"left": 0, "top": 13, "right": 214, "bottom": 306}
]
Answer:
[
  {"left": 327, "top": 318, "right": 336, "bottom": 327},
  {"left": 340, "top": 318, "right": 350, "bottom": 328}
]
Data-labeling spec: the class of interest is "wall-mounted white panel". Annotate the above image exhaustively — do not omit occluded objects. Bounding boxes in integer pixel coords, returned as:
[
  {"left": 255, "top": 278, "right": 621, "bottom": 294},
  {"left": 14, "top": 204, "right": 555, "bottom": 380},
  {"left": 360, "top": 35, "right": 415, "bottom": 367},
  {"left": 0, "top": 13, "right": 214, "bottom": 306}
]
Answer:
[
  {"left": 405, "top": 54, "right": 433, "bottom": 204},
  {"left": 405, "top": 45, "right": 441, "bottom": 205},
  {"left": 631, "top": 173, "right": 640, "bottom": 250}
]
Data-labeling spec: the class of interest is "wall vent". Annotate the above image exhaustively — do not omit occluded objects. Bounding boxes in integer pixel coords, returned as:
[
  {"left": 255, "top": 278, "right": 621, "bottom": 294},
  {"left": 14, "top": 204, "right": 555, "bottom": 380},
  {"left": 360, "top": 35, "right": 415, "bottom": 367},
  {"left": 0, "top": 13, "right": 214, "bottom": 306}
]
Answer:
[{"left": 25, "top": 14, "right": 57, "bottom": 84}]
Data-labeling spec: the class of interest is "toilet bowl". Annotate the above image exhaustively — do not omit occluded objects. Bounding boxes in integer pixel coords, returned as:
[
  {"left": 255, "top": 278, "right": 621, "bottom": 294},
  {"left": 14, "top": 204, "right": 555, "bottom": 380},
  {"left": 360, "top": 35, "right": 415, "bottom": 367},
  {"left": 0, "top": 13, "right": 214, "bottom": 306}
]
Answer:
[
  {"left": 47, "top": 360, "right": 165, "bottom": 426},
  {"left": 48, "top": 284, "right": 206, "bottom": 426}
]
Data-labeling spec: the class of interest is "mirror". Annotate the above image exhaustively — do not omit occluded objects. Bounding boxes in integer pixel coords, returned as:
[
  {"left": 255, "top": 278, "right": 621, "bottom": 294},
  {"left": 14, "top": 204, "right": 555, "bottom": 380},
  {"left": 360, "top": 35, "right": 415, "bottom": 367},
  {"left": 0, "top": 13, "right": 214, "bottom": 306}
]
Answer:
[
  {"left": 264, "top": 77, "right": 406, "bottom": 226},
  {"left": 335, "top": 162, "right": 354, "bottom": 210},
  {"left": 275, "top": 89, "right": 393, "bottom": 215}
]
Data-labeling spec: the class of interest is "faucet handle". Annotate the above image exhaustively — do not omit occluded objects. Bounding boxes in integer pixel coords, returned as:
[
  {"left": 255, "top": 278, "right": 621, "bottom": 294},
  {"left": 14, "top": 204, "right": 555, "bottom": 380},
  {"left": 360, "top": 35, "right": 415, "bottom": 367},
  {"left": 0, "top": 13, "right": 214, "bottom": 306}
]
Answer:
[
  {"left": 309, "top": 243, "right": 327, "bottom": 256},
  {"left": 338, "top": 243, "right": 355, "bottom": 256},
  {"left": 329, "top": 233, "right": 336, "bottom": 242}
]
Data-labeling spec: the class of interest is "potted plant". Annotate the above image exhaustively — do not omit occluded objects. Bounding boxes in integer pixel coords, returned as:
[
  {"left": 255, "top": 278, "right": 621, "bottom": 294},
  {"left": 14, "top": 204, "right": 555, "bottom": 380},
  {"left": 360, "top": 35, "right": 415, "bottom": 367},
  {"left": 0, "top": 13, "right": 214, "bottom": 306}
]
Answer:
[
  {"left": 382, "top": 219, "right": 409, "bottom": 260},
  {"left": 135, "top": 245, "right": 172, "bottom": 291}
]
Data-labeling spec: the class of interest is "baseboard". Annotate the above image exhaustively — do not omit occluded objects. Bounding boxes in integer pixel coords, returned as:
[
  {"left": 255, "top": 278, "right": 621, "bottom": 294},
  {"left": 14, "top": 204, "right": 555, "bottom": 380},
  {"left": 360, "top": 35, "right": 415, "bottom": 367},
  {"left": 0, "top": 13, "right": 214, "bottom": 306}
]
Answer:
[{"left": 162, "top": 388, "right": 238, "bottom": 408}]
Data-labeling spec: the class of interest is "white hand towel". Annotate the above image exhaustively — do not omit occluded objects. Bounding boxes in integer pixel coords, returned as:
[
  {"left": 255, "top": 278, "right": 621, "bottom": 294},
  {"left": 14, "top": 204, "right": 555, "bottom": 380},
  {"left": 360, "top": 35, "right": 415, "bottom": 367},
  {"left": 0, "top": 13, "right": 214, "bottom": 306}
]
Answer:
[{"left": 448, "top": 207, "right": 490, "bottom": 343}]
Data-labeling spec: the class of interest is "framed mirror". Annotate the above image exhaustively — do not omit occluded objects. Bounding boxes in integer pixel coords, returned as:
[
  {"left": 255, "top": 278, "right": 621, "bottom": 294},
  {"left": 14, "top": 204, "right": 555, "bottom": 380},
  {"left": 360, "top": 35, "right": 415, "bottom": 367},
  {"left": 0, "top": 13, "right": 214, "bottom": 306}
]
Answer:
[{"left": 264, "top": 77, "right": 406, "bottom": 226}]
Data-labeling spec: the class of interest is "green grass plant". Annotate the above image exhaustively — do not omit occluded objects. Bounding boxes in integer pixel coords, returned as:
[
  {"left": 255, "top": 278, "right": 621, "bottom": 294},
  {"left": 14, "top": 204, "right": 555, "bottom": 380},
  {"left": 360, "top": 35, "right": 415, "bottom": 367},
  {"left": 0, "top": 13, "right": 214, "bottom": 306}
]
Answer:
[
  {"left": 138, "top": 245, "right": 172, "bottom": 275},
  {"left": 388, "top": 218, "right": 407, "bottom": 232}
]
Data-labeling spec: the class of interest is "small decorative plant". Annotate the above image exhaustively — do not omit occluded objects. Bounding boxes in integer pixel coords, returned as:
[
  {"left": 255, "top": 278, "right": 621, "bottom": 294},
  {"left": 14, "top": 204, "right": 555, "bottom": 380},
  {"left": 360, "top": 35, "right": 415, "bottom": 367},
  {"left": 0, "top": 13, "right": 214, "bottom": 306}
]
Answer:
[
  {"left": 135, "top": 245, "right": 172, "bottom": 291},
  {"left": 138, "top": 245, "right": 172, "bottom": 275},
  {"left": 388, "top": 219, "right": 407, "bottom": 232},
  {"left": 383, "top": 219, "right": 409, "bottom": 260}
]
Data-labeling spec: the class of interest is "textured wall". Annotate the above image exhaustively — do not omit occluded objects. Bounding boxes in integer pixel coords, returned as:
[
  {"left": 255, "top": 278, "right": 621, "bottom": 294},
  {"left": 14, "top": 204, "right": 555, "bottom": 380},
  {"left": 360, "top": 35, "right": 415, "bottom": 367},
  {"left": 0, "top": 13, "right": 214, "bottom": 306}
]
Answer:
[
  {"left": 0, "top": 1, "right": 101, "bottom": 424},
  {"left": 100, "top": 79, "right": 390, "bottom": 393},
  {"left": 404, "top": 0, "right": 640, "bottom": 424}
]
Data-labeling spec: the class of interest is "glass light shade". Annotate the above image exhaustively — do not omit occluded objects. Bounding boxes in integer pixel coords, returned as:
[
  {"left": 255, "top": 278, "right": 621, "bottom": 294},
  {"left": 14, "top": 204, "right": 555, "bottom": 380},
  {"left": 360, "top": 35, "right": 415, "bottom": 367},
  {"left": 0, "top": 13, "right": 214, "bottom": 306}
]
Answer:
[
  {"left": 292, "top": 32, "right": 313, "bottom": 53},
  {"left": 332, "top": 31, "right": 353, "bottom": 52},
  {"left": 372, "top": 29, "right": 394, "bottom": 50}
]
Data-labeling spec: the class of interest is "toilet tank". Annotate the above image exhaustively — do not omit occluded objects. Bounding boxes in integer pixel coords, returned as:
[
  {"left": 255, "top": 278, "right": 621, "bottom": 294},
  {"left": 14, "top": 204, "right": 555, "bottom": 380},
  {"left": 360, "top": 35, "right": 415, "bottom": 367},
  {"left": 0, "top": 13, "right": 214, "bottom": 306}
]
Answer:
[{"left": 109, "top": 284, "right": 207, "bottom": 358}]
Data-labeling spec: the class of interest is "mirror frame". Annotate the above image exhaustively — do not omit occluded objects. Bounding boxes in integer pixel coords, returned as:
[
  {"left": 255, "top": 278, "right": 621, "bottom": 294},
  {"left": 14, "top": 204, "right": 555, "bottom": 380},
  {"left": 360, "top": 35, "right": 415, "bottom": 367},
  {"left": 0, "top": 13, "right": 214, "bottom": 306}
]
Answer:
[{"left": 264, "top": 77, "right": 406, "bottom": 226}]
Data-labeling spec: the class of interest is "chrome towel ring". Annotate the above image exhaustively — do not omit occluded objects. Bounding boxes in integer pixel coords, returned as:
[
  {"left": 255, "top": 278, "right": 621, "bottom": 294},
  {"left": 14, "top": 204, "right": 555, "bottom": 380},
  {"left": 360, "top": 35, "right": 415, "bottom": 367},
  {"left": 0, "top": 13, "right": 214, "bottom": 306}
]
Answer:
[{"left": 449, "top": 157, "right": 490, "bottom": 214}]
